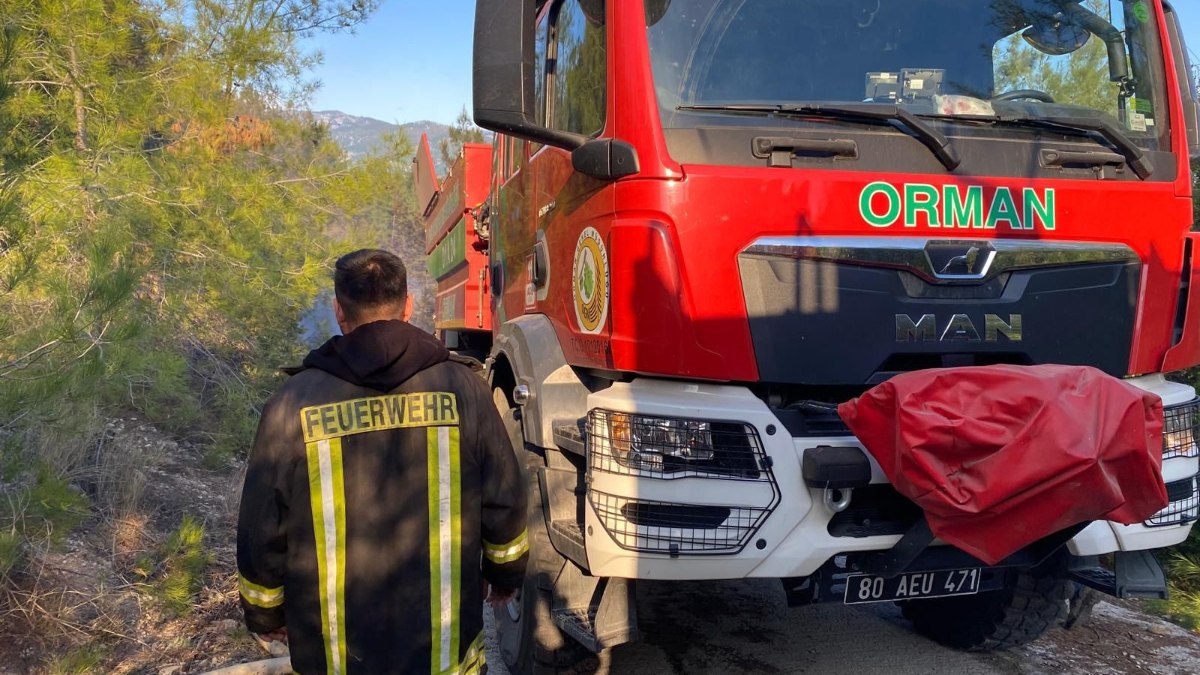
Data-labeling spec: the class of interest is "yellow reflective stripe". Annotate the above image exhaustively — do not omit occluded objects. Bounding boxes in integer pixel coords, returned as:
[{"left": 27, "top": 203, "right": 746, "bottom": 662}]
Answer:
[
  {"left": 428, "top": 426, "right": 463, "bottom": 674},
  {"left": 238, "top": 574, "right": 284, "bottom": 608},
  {"left": 483, "top": 528, "right": 529, "bottom": 565},
  {"left": 463, "top": 630, "right": 486, "bottom": 674},
  {"left": 449, "top": 426, "right": 462, "bottom": 668},
  {"left": 434, "top": 631, "right": 486, "bottom": 675},
  {"left": 307, "top": 438, "right": 348, "bottom": 675}
]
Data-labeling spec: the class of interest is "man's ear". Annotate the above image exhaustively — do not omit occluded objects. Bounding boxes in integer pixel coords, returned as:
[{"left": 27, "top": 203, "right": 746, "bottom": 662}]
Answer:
[
  {"left": 333, "top": 297, "right": 346, "bottom": 325},
  {"left": 403, "top": 295, "right": 414, "bottom": 322}
]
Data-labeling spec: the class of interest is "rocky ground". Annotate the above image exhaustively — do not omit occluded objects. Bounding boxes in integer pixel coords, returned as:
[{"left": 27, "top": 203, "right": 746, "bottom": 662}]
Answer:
[{"left": 1, "top": 420, "right": 1197, "bottom": 675}]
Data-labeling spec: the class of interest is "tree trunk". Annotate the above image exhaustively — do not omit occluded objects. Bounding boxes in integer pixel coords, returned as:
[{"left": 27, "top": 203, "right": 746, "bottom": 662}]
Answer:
[{"left": 67, "top": 42, "right": 87, "bottom": 152}]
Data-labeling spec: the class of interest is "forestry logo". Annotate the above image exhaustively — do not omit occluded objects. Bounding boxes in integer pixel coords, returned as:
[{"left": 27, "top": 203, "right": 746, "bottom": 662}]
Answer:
[{"left": 573, "top": 227, "right": 609, "bottom": 334}]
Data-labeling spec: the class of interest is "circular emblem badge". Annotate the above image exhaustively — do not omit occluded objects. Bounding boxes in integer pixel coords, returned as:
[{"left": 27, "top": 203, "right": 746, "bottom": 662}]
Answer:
[{"left": 572, "top": 227, "right": 609, "bottom": 334}]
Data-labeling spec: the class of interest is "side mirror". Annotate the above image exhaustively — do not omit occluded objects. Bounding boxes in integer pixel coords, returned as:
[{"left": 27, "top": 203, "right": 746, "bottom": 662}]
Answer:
[
  {"left": 473, "top": 0, "right": 585, "bottom": 150},
  {"left": 645, "top": 0, "right": 671, "bottom": 26},
  {"left": 1162, "top": 2, "right": 1200, "bottom": 158},
  {"left": 473, "top": 0, "right": 640, "bottom": 179},
  {"left": 1022, "top": 19, "right": 1090, "bottom": 56}
]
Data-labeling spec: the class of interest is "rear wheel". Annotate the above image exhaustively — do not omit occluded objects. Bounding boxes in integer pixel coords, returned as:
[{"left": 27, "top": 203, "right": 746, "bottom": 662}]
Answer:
[
  {"left": 490, "top": 388, "right": 598, "bottom": 674},
  {"left": 900, "top": 569, "right": 1072, "bottom": 651}
]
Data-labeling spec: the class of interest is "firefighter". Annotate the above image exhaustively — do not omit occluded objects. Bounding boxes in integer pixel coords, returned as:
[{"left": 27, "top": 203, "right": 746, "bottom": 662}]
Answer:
[{"left": 236, "top": 248, "right": 528, "bottom": 675}]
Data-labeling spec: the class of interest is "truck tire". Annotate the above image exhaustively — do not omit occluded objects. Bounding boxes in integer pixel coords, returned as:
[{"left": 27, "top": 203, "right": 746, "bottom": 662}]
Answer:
[
  {"left": 490, "top": 388, "right": 599, "bottom": 675},
  {"left": 900, "top": 569, "right": 1072, "bottom": 651}
]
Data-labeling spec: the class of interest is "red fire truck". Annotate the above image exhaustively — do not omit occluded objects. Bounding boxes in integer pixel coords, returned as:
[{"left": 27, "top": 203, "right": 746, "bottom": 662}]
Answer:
[{"left": 419, "top": 1, "right": 1200, "bottom": 672}]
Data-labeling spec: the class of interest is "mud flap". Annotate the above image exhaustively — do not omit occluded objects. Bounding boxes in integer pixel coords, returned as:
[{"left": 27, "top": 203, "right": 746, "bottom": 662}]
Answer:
[
  {"left": 1070, "top": 549, "right": 1168, "bottom": 600},
  {"left": 545, "top": 560, "right": 638, "bottom": 654}
]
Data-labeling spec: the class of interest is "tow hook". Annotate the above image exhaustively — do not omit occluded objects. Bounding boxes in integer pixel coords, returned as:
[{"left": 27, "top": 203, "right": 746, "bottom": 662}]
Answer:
[{"left": 824, "top": 487, "right": 853, "bottom": 513}]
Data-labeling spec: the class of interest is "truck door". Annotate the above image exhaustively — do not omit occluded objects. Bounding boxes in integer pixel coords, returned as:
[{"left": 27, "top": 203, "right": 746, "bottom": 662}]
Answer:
[{"left": 531, "top": 0, "right": 615, "bottom": 343}]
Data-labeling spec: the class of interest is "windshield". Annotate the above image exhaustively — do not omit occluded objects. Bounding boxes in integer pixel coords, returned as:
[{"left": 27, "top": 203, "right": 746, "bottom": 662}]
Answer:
[{"left": 645, "top": 0, "right": 1171, "bottom": 150}]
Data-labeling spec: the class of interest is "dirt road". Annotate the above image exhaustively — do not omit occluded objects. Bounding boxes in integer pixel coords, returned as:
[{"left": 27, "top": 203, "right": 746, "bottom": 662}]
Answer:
[{"left": 486, "top": 578, "right": 1200, "bottom": 675}]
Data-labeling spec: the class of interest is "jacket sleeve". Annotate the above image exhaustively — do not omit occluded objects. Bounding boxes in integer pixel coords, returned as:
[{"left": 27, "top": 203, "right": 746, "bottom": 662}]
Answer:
[
  {"left": 236, "top": 389, "right": 296, "bottom": 633},
  {"left": 475, "top": 382, "right": 530, "bottom": 592}
]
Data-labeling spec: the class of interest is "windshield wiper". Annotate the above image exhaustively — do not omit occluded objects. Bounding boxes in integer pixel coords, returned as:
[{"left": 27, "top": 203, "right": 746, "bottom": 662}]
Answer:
[
  {"left": 676, "top": 103, "right": 961, "bottom": 171},
  {"left": 992, "top": 114, "right": 1153, "bottom": 179}
]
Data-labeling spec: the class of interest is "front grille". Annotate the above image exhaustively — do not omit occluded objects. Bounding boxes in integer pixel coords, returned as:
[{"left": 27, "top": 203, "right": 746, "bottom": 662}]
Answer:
[
  {"left": 772, "top": 403, "right": 852, "bottom": 437},
  {"left": 1163, "top": 398, "right": 1200, "bottom": 460},
  {"left": 589, "top": 490, "right": 770, "bottom": 555},
  {"left": 587, "top": 409, "right": 767, "bottom": 480},
  {"left": 1145, "top": 474, "right": 1200, "bottom": 527},
  {"left": 828, "top": 484, "right": 923, "bottom": 538}
]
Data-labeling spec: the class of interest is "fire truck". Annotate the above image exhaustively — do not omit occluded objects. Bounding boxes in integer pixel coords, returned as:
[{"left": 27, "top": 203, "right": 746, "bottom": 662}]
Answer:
[{"left": 417, "top": 1, "right": 1200, "bottom": 672}]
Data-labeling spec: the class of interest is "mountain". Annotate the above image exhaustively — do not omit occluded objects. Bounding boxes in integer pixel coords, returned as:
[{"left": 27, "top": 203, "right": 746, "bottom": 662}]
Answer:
[{"left": 311, "top": 110, "right": 452, "bottom": 167}]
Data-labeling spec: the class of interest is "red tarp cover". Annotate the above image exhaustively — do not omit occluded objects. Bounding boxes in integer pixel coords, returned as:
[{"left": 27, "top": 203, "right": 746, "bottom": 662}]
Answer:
[{"left": 837, "top": 365, "right": 1167, "bottom": 565}]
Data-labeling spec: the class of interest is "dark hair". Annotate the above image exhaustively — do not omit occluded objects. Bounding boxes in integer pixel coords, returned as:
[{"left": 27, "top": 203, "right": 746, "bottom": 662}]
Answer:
[{"left": 333, "top": 249, "right": 408, "bottom": 322}]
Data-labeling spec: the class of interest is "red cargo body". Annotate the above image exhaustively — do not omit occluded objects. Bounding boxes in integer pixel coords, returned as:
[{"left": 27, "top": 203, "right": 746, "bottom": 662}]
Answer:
[{"left": 415, "top": 135, "right": 493, "bottom": 336}]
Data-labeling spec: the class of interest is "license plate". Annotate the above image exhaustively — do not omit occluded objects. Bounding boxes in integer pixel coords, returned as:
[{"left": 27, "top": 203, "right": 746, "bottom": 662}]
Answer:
[{"left": 844, "top": 568, "right": 981, "bottom": 605}]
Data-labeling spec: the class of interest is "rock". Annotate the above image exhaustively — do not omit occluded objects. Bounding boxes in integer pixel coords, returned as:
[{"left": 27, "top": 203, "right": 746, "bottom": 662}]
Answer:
[
  {"left": 158, "top": 666, "right": 182, "bottom": 675},
  {"left": 1148, "top": 623, "right": 1174, "bottom": 636},
  {"left": 215, "top": 618, "right": 241, "bottom": 634}
]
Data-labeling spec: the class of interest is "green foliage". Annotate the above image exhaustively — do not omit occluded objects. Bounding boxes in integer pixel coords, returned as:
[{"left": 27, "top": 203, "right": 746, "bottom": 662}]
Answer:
[
  {"left": 147, "top": 515, "right": 212, "bottom": 616},
  {"left": 0, "top": 0, "right": 391, "bottom": 464},
  {"left": 46, "top": 643, "right": 110, "bottom": 675},
  {"left": 0, "top": 531, "right": 22, "bottom": 579},
  {"left": 1159, "top": 537, "right": 1200, "bottom": 630},
  {"left": 0, "top": 466, "right": 90, "bottom": 581},
  {"left": 0, "top": 0, "right": 420, "bottom": 594},
  {"left": 438, "top": 106, "right": 486, "bottom": 170}
]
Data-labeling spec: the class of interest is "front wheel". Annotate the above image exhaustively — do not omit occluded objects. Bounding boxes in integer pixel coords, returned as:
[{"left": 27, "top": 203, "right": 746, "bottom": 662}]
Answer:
[
  {"left": 490, "top": 388, "right": 598, "bottom": 674},
  {"left": 900, "top": 569, "right": 1073, "bottom": 651}
]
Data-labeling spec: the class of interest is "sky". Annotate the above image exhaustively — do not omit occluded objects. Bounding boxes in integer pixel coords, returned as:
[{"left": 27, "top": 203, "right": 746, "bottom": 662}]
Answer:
[{"left": 304, "top": 1, "right": 1200, "bottom": 125}]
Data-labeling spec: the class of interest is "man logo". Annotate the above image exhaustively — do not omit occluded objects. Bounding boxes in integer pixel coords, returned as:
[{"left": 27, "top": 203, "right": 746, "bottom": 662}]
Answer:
[{"left": 896, "top": 314, "right": 1023, "bottom": 342}]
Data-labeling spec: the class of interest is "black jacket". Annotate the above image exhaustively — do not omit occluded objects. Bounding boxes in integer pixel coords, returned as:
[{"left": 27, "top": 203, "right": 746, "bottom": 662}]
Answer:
[{"left": 237, "top": 320, "right": 527, "bottom": 675}]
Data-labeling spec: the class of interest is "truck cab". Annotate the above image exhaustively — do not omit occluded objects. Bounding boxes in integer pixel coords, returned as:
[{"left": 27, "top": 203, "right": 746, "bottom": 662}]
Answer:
[{"left": 462, "top": 1, "right": 1200, "bottom": 670}]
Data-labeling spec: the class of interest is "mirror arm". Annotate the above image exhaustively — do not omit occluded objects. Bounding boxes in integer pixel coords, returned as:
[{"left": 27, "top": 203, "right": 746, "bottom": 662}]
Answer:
[
  {"left": 475, "top": 108, "right": 588, "bottom": 150},
  {"left": 1057, "top": 2, "right": 1129, "bottom": 82}
]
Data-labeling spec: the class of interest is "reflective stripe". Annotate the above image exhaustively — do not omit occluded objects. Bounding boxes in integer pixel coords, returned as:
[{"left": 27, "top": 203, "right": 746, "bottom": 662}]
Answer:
[
  {"left": 449, "top": 426, "right": 462, "bottom": 667},
  {"left": 460, "top": 630, "right": 485, "bottom": 675},
  {"left": 434, "top": 631, "right": 486, "bottom": 675},
  {"left": 307, "top": 438, "right": 348, "bottom": 675},
  {"left": 238, "top": 574, "right": 284, "bottom": 608},
  {"left": 483, "top": 528, "right": 529, "bottom": 565},
  {"left": 428, "top": 426, "right": 462, "bottom": 674}
]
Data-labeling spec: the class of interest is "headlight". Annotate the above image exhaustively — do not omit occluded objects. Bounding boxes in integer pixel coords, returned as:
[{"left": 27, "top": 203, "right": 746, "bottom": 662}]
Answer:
[
  {"left": 588, "top": 410, "right": 765, "bottom": 478},
  {"left": 1163, "top": 399, "right": 1200, "bottom": 460},
  {"left": 607, "top": 413, "right": 715, "bottom": 471}
]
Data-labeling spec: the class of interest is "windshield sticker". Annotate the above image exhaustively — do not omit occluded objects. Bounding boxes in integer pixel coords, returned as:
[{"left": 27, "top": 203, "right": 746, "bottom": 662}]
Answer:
[
  {"left": 1132, "top": 1, "right": 1150, "bottom": 24},
  {"left": 572, "top": 227, "right": 609, "bottom": 334},
  {"left": 859, "top": 182, "right": 1056, "bottom": 231}
]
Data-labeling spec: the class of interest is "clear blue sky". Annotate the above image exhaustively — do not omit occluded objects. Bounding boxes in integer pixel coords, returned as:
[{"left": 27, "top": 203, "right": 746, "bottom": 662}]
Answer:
[{"left": 304, "top": 0, "right": 1200, "bottom": 125}]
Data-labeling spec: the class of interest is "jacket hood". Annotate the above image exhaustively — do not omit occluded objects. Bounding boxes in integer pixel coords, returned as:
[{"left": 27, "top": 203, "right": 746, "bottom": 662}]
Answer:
[{"left": 302, "top": 320, "right": 449, "bottom": 391}]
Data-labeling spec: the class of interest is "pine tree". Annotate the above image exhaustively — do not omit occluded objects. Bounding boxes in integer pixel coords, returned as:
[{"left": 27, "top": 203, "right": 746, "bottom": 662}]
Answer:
[{"left": 438, "top": 106, "right": 486, "bottom": 169}]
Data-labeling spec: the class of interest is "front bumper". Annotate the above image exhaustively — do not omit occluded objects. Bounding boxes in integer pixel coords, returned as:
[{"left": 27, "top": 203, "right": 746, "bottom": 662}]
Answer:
[{"left": 581, "top": 375, "right": 1198, "bottom": 580}]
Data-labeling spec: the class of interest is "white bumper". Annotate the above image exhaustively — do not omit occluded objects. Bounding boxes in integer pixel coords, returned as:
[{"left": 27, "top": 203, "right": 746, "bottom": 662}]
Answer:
[{"left": 581, "top": 375, "right": 1197, "bottom": 580}]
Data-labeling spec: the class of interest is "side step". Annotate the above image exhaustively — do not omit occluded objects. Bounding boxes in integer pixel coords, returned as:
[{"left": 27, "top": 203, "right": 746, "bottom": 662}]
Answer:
[
  {"left": 548, "top": 519, "right": 587, "bottom": 569},
  {"left": 552, "top": 419, "right": 586, "bottom": 456},
  {"left": 1070, "top": 550, "right": 1168, "bottom": 600},
  {"left": 549, "top": 566, "right": 638, "bottom": 653}
]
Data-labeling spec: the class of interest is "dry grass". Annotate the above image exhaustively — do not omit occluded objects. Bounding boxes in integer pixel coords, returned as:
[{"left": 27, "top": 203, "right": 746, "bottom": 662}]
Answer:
[{"left": 0, "top": 419, "right": 264, "bottom": 673}]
